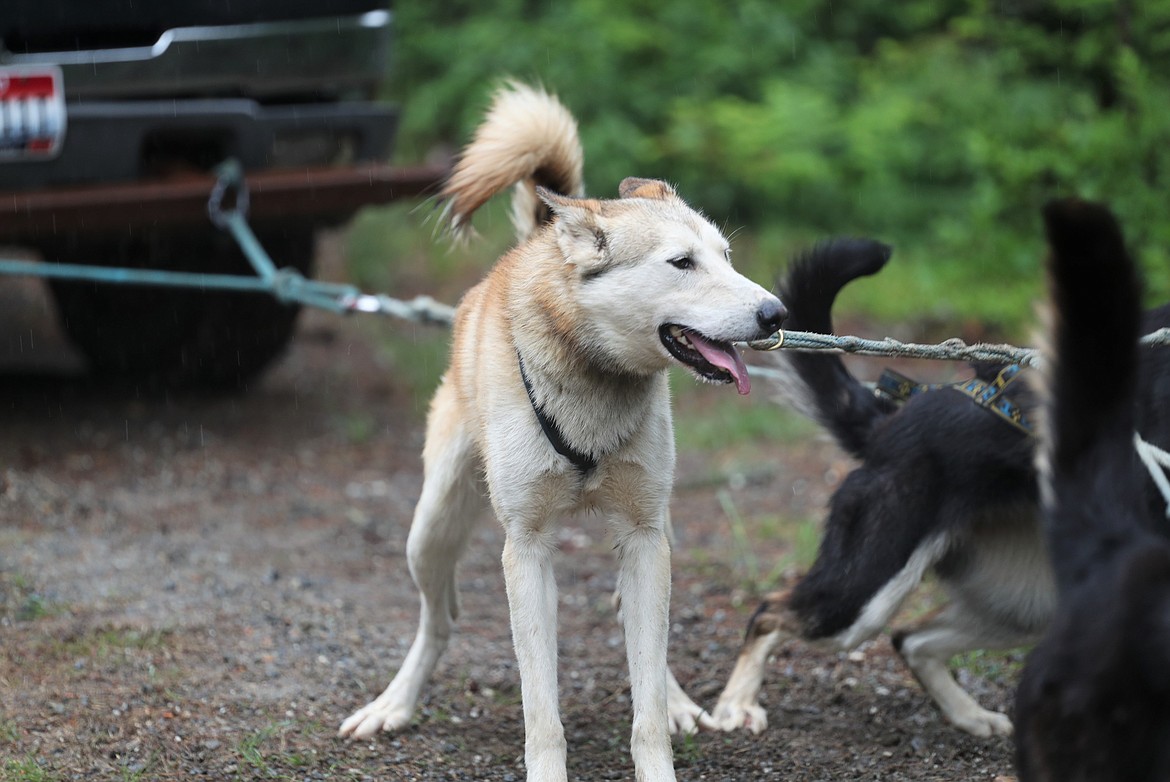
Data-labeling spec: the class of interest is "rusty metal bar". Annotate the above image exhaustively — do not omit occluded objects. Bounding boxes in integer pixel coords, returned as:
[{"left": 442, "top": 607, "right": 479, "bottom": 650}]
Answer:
[{"left": 0, "top": 161, "right": 449, "bottom": 241}]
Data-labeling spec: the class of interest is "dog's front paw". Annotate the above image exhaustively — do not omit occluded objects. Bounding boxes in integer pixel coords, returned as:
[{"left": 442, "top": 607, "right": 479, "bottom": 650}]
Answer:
[
  {"left": 710, "top": 700, "right": 768, "bottom": 734},
  {"left": 338, "top": 700, "right": 413, "bottom": 740},
  {"left": 948, "top": 707, "right": 1014, "bottom": 738}
]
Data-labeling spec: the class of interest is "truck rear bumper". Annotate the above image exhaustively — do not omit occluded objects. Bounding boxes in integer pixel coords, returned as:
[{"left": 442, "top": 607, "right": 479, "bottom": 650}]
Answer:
[
  {"left": 0, "top": 98, "right": 398, "bottom": 190},
  {"left": 0, "top": 160, "right": 449, "bottom": 242}
]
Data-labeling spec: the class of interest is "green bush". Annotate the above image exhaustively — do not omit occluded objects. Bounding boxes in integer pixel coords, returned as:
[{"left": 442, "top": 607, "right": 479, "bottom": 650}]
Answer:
[{"left": 383, "top": 1, "right": 1170, "bottom": 327}]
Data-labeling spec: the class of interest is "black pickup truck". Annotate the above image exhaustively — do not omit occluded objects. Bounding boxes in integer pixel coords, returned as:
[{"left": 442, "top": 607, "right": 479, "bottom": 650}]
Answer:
[{"left": 0, "top": 1, "right": 428, "bottom": 389}]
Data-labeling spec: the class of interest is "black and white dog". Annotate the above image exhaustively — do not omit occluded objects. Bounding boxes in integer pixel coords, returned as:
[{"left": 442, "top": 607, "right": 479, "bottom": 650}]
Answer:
[
  {"left": 711, "top": 230, "right": 1170, "bottom": 738},
  {"left": 1015, "top": 199, "right": 1170, "bottom": 780}
]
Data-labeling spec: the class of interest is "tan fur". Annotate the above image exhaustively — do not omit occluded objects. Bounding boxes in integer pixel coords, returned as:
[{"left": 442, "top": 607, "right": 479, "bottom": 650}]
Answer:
[
  {"left": 619, "top": 177, "right": 678, "bottom": 200},
  {"left": 441, "top": 81, "right": 584, "bottom": 241},
  {"left": 341, "top": 83, "right": 785, "bottom": 782}
]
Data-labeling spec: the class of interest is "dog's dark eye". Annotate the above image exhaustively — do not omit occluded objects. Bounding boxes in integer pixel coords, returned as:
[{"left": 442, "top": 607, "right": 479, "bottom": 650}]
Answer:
[{"left": 668, "top": 256, "right": 695, "bottom": 271}]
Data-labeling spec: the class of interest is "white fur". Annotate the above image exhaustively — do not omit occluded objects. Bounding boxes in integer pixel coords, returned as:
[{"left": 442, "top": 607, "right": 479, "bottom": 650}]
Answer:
[
  {"left": 710, "top": 628, "right": 778, "bottom": 734},
  {"left": 832, "top": 533, "right": 951, "bottom": 650},
  {"left": 340, "top": 83, "right": 781, "bottom": 782}
]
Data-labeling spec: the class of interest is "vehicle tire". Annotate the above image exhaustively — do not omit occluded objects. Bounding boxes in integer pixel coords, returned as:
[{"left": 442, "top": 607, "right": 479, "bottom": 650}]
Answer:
[{"left": 46, "top": 223, "right": 314, "bottom": 391}]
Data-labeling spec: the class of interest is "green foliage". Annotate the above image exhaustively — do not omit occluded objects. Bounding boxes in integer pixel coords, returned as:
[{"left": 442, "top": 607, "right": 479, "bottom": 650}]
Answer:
[{"left": 385, "top": 1, "right": 1170, "bottom": 328}]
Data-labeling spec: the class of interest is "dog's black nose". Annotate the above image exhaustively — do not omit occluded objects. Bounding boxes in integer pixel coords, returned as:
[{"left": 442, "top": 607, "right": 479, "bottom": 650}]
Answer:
[{"left": 756, "top": 297, "right": 788, "bottom": 335}]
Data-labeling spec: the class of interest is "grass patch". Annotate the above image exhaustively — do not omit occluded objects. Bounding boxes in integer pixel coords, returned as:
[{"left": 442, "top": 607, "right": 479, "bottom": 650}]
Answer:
[
  {"left": 14, "top": 593, "right": 57, "bottom": 622},
  {"left": 951, "top": 648, "right": 1029, "bottom": 682},
  {"left": 346, "top": 199, "right": 513, "bottom": 303},
  {"left": 232, "top": 718, "right": 341, "bottom": 777},
  {"left": 717, "top": 489, "right": 821, "bottom": 593},
  {"left": 363, "top": 320, "right": 450, "bottom": 405},
  {"left": 672, "top": 373, "right": 817, "bottom": 452},
  {"left": 237, "top": 726, "right": 274, "bottom": 778},
  {"left": 334, "top": 410, "right": 379, "bottom": 444},
  {"left": 673, "top": 731, "right": 703, "bottom": 765},
  {"left": 763, "top": 515, "right": 821, "bottom": 575},
  {"left": 71, "top": 628, "right": 170, "bottom": 657},
  {"left": 0, "top": 572, "right": 65, "bottom": 623},
  {"left": 25, "top": 627, "right": 174, "bottom": 671},
  {"left": 1, "top": 756, "right": 58, "bottom": 782},
  {"left": 0, "top": 720, "right": 18, "bottom": 743}
]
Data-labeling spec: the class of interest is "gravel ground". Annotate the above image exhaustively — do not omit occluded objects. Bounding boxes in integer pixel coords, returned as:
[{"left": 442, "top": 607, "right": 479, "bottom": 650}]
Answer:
[{"left": 0, "top": 244, "right": 1019, "bottom": 781}]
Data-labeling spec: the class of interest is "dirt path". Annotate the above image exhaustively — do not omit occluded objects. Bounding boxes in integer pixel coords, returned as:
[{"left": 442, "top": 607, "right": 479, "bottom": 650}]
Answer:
[{"left": 0, "top": 261, "right": 1018, "bottom": 780}]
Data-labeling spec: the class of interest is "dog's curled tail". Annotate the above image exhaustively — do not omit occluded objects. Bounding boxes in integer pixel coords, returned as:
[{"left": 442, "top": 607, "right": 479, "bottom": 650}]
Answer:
[
  {"left": 1039, "top": 198, "right": 1145, "bottom": 587},
  {"left": 440, "top": 81, "right": 584, "bottom": 242},
  {"left": 772, "top": 239, "right": 895, "bottom": 458}
]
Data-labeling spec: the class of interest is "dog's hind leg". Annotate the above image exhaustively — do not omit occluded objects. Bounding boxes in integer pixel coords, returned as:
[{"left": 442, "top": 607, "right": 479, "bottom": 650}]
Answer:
[
  {"left": 611, "top": 598, "right": 716, "bottom": 736},
  {"left": 894, "top": 509, "right": 1051, "bottom": 737},
  {"left": 713, "top": 533, "right": 950, "bottom": 733},
  {"left": 665, "top": 662, "right": 714, "bottom": 735},
  {"left": 892, "top": 604, "right": 1031, "bottom": 737},
  {"left": 340, "top": 382, "right": 483, "bottom": 740}
]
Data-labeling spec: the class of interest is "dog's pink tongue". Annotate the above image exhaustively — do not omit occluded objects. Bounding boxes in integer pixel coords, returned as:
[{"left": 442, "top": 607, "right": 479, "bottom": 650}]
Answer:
[{"left": 689, "top": 332, "right": 752, "bottom": 395}]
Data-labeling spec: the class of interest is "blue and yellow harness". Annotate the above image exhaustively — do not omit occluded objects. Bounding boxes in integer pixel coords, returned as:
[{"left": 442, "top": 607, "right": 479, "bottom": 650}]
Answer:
[{"left": 874, "top": 363, "right": 1033, "bottom": 435}]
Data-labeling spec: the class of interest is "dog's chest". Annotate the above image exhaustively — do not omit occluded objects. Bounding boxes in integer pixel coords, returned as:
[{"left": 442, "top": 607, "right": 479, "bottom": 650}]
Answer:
[
  {"left": 520, "top": 361, "right": 673, "bottom": 464},
  {"left": 576, "top": 459, "right": 675, "bottom": 518},
  {"left": 557, "top": 393, "right": 666, "bottom": 457}
]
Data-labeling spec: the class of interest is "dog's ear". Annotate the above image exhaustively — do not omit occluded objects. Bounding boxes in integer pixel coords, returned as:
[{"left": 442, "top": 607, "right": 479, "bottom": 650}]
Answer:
[
  {"left": 618, "top": 177, "right": 677, "bottom": 201},
  {"left": 537, "top": 187, "right": 608, "bottom": 267}
]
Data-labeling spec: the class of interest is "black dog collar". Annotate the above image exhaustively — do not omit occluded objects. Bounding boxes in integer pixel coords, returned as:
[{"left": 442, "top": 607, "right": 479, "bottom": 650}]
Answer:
[{"left": 517, "top": 351, "right": 599, "bottom": 474}]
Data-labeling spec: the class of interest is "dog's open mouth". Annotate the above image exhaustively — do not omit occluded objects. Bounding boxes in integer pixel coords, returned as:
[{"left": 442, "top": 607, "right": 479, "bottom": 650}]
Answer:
[{"left": 660, "top": 324, "right": 751, "bottom": 395}]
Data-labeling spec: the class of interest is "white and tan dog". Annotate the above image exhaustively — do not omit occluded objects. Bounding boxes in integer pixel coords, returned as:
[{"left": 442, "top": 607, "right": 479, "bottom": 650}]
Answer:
[{"left": 338, "top": 82, "right": 786, "bottom": 782}]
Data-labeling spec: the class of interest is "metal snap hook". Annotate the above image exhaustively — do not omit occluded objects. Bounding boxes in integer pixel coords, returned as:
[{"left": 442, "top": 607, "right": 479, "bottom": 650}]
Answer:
[
  {"left": 207, "top": 159, "right": 251, "bottom": 229},
  {"left": 749, "top": 330, "right": 785, "bottom": 351}
]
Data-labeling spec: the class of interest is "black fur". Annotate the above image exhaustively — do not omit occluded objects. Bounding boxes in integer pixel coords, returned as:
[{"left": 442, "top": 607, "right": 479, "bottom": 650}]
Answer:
[
  {"left": 777, "top": 239, "right": 898, "bottom": 458},
  {"left": 777, "top": 240, "right": 1038, "bottom": 639},
  {"left": 1015, "top": 199, "right": 1170, "bottom": 782},
  {"left": 729, "top": 227, "right": 1169, "bottom": 736}
]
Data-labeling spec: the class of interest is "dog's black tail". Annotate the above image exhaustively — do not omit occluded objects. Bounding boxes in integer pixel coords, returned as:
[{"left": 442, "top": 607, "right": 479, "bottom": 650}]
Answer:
[
  {"left": 774, "top": 238, "right": 896, "bottom": 459},
  {"left": 1040, "top": 198, "right": 1146, "bottom": 591},
  {"left": 1016, "top": 202, "right": 1170, "bottom": 782}
]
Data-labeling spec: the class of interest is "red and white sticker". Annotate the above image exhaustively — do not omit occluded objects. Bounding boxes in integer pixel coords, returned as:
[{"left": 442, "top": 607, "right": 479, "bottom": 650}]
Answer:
[{"left": 0, "top": 65, "right": 66, "bottom": 160}]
